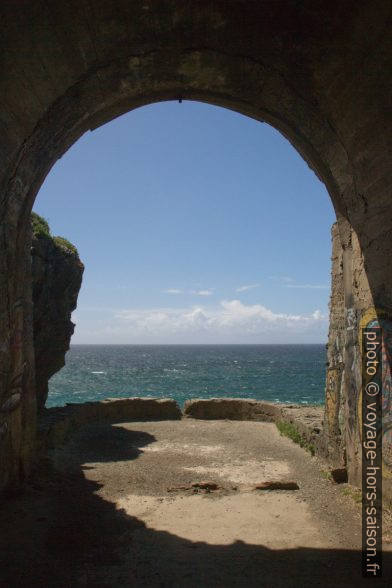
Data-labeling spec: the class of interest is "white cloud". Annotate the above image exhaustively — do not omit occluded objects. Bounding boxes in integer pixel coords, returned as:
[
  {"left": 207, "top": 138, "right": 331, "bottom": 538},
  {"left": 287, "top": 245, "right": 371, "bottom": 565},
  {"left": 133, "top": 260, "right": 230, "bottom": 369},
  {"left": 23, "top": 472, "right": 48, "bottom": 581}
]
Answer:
[
  {"left": 236, "top": 284, "right": 260, "bottom": 292},
  {"left": 189, "top": 289, "right": 213, "bottom": 296},
  {"left": 163, "top": 288, "right": 182, "bottom": 294},
  {"left": 312, "top": 309, "right": 323, "bottom": 320},
  {"left": 108, "top": 299, "right": 327, "bottom": 343}
]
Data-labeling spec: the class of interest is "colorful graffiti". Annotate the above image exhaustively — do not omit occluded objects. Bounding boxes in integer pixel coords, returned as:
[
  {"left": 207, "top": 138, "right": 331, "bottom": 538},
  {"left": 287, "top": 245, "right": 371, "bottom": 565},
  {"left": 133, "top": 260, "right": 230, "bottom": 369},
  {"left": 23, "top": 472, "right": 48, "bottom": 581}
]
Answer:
[{"left": 359, "top": 308, "right": 392, "bottom": 473}]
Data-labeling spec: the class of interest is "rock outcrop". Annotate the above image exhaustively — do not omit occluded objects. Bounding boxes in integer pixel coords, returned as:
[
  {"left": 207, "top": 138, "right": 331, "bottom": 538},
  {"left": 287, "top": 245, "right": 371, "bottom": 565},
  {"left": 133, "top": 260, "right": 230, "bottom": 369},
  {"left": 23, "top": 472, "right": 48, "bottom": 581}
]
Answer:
[{"left": 31, "top": 213, "right": 84, "bottom": 411}]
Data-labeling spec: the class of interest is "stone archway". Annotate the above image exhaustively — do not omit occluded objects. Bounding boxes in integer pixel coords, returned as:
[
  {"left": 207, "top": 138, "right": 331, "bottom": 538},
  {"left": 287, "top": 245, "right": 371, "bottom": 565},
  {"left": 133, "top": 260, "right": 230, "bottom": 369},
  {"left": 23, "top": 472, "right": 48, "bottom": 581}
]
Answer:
[{"left": 1, "top": 0, "right": 392, "bottom": 497}]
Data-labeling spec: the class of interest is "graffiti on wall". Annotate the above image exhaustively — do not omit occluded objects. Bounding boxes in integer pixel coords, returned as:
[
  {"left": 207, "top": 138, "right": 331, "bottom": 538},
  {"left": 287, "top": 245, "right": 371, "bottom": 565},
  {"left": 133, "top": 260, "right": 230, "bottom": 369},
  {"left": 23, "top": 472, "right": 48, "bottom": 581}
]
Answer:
[{"left": 358, "top": 308, "right": 392, "bottom": 474}]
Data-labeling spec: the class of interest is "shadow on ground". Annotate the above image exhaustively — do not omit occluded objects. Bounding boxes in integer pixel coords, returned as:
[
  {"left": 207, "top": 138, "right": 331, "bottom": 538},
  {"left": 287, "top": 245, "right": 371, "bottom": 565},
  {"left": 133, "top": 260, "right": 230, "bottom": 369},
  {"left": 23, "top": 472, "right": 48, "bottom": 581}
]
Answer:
[{"left": 0, "top": 422, "right": 390, "bottom": 588}]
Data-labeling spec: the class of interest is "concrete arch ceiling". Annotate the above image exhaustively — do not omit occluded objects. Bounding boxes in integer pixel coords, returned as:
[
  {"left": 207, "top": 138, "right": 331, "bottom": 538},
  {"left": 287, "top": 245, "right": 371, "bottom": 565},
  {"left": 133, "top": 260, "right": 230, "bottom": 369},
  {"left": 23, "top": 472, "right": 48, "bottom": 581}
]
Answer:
[
  {"left": 5, "top": 48, "right": 351, "bottom": 216},
  {"left": 1, "top": 0, "right": 392, "bottom": 495},
  {"left": 4, "top": 0, "right": 390, "bottom": 221}
]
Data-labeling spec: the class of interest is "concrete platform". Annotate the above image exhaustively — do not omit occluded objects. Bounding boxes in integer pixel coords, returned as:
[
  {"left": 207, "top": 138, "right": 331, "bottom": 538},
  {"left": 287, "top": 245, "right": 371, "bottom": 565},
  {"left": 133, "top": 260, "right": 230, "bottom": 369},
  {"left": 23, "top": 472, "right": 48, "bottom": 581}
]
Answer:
[{"left": 1, "top": 418, "right": 392, "bottom": 587}]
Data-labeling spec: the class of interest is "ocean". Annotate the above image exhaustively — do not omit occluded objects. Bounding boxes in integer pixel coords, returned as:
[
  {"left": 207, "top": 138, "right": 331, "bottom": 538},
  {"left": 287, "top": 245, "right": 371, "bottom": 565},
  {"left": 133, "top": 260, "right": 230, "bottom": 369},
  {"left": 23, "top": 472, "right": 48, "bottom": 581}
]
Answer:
[{"left": 47, "top": 344, "right": 326, "bottom": 408}]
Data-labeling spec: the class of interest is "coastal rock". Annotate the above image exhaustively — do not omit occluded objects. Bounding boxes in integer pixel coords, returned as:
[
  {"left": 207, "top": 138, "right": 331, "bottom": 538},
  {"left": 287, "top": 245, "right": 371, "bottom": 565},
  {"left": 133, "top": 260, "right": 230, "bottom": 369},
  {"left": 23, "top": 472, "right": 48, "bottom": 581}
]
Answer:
[{"left": 31, "top": 214, "right": 84, "bottom": 411}]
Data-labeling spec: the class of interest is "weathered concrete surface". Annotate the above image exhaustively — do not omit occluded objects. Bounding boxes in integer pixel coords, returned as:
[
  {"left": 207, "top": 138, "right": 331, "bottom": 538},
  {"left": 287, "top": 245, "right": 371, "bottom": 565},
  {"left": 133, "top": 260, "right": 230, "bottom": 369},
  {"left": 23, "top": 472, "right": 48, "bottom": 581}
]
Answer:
[
  {"left": 1, "top": 1, "right": 392, "bottom": 496},
  {"left": 2, "top": 419, "right": 392, "bottom": 587},
  {"left": 32, "top": 224, "right": 84, "bottom": 411}
]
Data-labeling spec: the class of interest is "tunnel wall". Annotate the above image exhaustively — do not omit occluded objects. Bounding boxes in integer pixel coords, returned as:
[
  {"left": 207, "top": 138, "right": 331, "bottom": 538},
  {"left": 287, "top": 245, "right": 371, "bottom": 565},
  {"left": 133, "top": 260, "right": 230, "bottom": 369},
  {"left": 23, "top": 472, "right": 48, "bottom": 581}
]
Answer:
[
  {"left": 324, "top": 220, "right": 392, "bottom": 503},
  {"left": 1, "top": 1, "right": 392, "bottom": 497}
]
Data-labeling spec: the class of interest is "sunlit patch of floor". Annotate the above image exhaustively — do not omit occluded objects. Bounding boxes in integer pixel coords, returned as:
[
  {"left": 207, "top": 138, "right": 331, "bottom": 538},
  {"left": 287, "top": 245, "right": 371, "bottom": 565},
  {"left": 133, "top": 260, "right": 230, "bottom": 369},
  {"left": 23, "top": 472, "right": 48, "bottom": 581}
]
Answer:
[
  {"left": 182, "top": 459, "right": 290, "bottom": 484},
  {"left": 142, "top": 441, "right": 225, "bottom": 455},
  {"left": 116, "top": 492, "right": 328, "bottom": 548}
]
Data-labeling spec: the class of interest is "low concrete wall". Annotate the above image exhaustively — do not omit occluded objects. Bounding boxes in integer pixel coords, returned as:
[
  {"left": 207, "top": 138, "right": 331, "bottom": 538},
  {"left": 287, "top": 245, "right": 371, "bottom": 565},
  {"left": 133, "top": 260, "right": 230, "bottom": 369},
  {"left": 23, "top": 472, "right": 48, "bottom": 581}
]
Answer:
[
  {"left": 184, "top": 398, "right": 325, "bottom": 456},
  {"left": 183, "top": 398, "right": 284, "bottom": 421},
  {"left": 278, "top": 404, "right": 326, "bottom": 457},
  {"left": 38, "top": 397, "right": 326, "bottom": 466},
  {"left": 38, "top": 397, "right": 181, "bottom": 448}
]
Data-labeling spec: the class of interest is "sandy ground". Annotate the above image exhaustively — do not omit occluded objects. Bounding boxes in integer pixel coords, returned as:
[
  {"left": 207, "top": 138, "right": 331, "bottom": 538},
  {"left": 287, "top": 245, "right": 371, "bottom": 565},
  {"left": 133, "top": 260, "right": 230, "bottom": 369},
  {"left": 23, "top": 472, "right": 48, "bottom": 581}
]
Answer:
[{"left": 0, "top": 419, "right": 391, "bottom": 587}]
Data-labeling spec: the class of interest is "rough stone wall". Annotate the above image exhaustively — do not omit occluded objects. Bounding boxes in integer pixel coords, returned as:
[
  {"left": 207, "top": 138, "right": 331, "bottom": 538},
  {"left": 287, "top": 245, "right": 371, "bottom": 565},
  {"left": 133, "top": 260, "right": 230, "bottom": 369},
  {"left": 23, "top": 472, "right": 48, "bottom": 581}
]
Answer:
[
  {"left": 324, "top": 220, "right": 392, "bottom": 504},
  {"left": 323, "top": 221, "right": 369, "bottom": 474},
  {"left": 31, "top": 231, "right": 84, "bottom": 412},
  {"left": 324, "top": 223, "right": 346, "bottom": 466}
]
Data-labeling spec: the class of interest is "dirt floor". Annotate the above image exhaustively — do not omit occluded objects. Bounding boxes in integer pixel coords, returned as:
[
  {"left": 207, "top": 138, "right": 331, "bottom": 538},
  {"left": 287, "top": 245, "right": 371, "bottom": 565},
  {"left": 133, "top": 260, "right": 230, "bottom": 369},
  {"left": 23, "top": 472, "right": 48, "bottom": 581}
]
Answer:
[{"left": 0, "top": 419, "right": 391, "bottom": 587}]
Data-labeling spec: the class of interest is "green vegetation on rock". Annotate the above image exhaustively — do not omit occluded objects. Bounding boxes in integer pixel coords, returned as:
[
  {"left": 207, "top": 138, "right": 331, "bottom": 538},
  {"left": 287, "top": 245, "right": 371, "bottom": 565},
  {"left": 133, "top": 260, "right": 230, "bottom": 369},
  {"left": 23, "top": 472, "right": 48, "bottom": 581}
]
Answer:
[
  {"left": 52, "top": 236, "right": 78, "bottom": 255},
  {"left": 31, "top": 212, "right": 79, "bottom": 256},
  {"left": 31, "top": 212, "right": 50, "bottom": 238},
  {"left": 276, "top": 420, "right": 315, "bottom": 456}
]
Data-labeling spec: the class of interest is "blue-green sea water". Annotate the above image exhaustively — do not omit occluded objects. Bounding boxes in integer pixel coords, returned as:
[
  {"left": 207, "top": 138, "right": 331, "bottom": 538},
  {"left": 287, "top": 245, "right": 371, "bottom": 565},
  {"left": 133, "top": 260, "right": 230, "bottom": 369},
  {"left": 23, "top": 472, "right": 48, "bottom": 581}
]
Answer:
[{"left": 47, "top": 344, "right": 326, "bottom": 408}]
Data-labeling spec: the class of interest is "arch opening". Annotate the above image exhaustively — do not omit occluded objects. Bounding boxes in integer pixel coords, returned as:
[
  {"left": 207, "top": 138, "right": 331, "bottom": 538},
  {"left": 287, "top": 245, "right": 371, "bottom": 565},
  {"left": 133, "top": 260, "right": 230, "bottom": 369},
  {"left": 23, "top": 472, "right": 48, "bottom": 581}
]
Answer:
[{"left": 33, "top": 100, "right": 335, "bottom": 412}]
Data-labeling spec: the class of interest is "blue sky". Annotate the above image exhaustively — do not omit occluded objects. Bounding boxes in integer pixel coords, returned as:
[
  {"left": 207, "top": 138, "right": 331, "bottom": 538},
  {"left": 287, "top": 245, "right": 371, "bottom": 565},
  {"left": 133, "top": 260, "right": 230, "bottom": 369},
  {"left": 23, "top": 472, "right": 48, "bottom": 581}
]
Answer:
[{"left": 34, "top": 101, "right": 336, "bottom": 343}]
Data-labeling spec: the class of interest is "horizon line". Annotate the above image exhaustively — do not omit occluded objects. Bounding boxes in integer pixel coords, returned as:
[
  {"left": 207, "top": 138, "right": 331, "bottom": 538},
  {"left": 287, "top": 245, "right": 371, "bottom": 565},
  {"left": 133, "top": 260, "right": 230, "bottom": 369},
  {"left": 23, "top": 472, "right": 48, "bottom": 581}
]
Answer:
[{"left": 70, "top": 342, "right": 327, "bottom": 346}]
